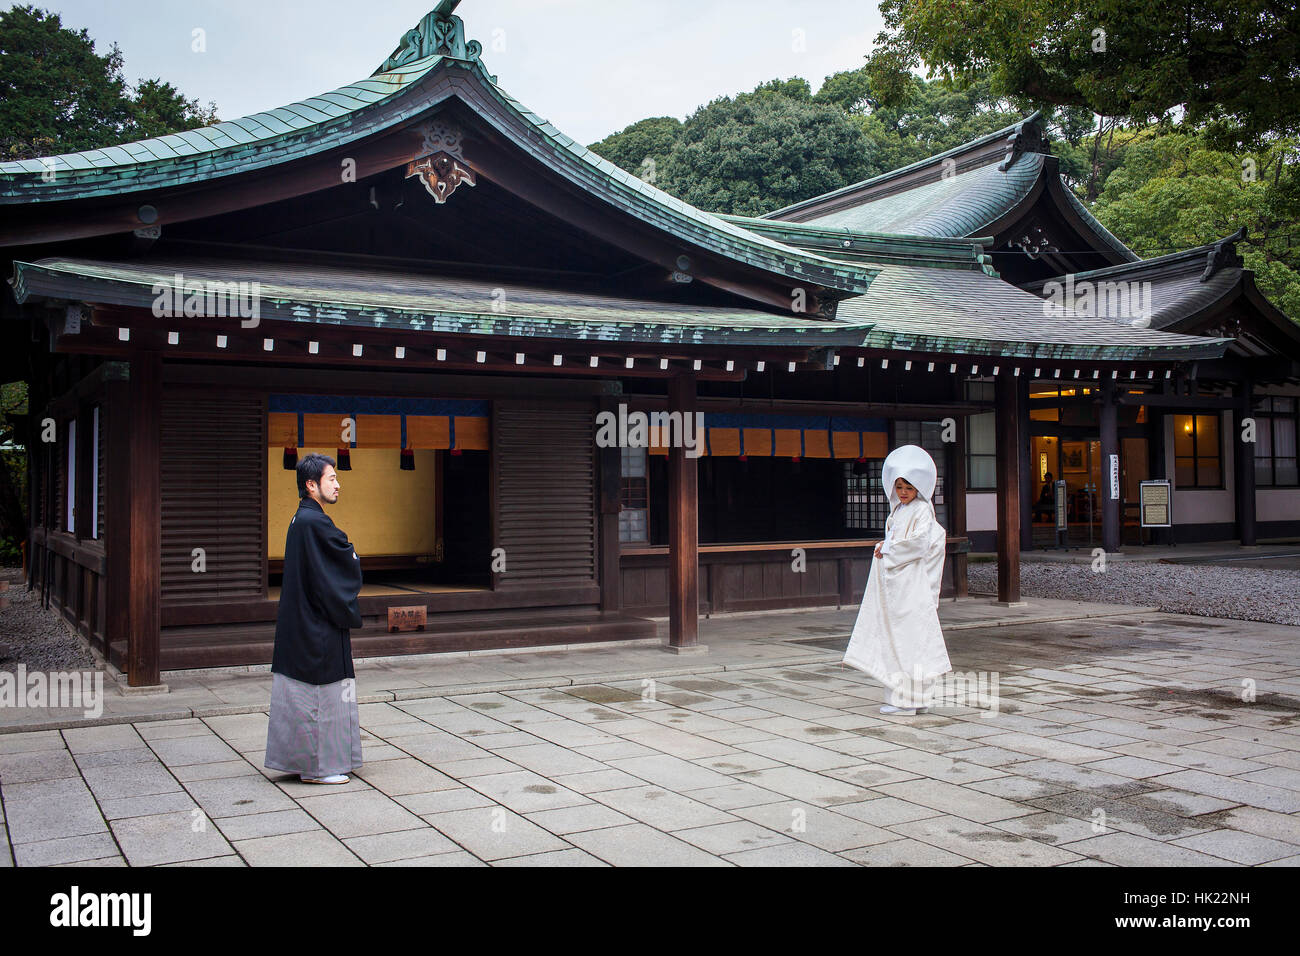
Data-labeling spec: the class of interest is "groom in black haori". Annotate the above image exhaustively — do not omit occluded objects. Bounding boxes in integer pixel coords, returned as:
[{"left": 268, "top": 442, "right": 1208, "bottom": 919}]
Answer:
[{"left": 264, "top": 453, "right": 365, "bottom": 784}]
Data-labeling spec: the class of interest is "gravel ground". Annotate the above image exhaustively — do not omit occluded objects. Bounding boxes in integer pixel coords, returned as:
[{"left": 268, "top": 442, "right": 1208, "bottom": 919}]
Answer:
[
  {"left": 970, "top": 559, "right": 1300, "bottom": 626},
  {"left": 0, "top": 568, "right": 98, "bottom": 672}
]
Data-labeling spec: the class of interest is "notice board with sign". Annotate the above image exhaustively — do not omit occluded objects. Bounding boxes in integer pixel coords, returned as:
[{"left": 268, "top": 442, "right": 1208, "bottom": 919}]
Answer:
[{"left": 1139, "top": 480, "right": 1172, "bottom": 528}]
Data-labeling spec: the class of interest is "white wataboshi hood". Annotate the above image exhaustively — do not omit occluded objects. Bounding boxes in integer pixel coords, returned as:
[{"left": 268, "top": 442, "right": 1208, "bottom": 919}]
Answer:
[{"left": 881, "top": 444, "right": 938, "bottom": 510}]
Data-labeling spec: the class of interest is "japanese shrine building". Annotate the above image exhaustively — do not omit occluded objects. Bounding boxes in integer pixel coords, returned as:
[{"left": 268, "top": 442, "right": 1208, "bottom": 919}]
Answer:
[
  {"left": 2, "top": 2, "right": 1291, "bottom": 687},
  {"left": 769, "top": 122, "right": 1300, "bottom": 552}
]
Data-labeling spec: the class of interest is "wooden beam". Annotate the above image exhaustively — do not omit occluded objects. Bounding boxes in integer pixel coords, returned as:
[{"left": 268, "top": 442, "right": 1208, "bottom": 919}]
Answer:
[
  {"left": 1115, "top": 393, "right": 1239, "bottom": 409},
  {"left": 666, "top": 373, "right": 700, "bottom": 650},
  {"left": 994, "top": 374, "right": 1022, "bottom": 604},
  {"left": 66, "top": 317, "right": 758, "bottom": 381},
  {"left": 126, "top": 351, "right": 162, "bottom": 686},
  {"left": 623, "top": 395, "right": 984, "bottom": 419}
]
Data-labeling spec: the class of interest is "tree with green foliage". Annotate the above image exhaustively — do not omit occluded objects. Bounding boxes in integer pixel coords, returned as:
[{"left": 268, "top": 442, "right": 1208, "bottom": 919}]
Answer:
[
  {"left": 654, "top": 81, "right": 872, "bottom": 216},
  {"left": 587, "top": 116, "right": 682, "bottom": 184},
  {"left": 864, "top": 0, "right": 1300, "bottom": 150},
  {"left": 816, "top": 69, "right": 1026, "bottom": 178},
  {"left": 1091, "top": 130, "right": 1300, "bottom": 319},
  {"left": 0, "top": 4, "right": 218, "bottom": 161},
  {"left": 0, "top": 5, "right": 221, "bottom": 555}
]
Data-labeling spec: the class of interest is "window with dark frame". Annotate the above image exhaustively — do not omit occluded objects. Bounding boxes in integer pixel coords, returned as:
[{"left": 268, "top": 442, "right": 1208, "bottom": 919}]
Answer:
[
  {"left": 1173, "top": 413, "right": 1223, "bottom": 488},
  {"left": 619, "top": 445, "right": 649, "bottom": 543},
  {"left": 894, "top": 419, "right": 950, "bottom": 529},
  {"left": 843, "top": 459, "right": 887, "bottom": 530},
  {"left": 964, "top": 381, "right": 996, "bottom": 490},
  {"left": 1253, "top": 396, "right": 1298, "bottom": 487}
]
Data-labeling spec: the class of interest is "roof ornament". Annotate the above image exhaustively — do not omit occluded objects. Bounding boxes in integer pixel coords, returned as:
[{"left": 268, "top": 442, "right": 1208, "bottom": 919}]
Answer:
[
  {"left": 1011, "top": 222, "right": 1058, "bottom": 260},
  {"left": 376, "top": 1, "right": 491, "bottom": 77},
  {"left": 1200, "top": 227, "right": 1246, "bottom": 282},
  {"left": 406, "top": 120, "right": 477, "bottom": 204},
  {"left": 997, "top": 115, "right": 1048, "bottom": 171}
]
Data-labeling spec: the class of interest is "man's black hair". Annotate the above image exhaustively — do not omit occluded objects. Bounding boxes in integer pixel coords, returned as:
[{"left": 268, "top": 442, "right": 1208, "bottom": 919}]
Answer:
[{"left": 297, "top": 452, "right": 337, "bottom": 498}]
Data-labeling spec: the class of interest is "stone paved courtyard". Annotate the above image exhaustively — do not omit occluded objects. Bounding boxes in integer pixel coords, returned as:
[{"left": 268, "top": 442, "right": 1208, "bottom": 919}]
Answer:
[{"left": 2, "top": 607, "right": 1300, "bottom": 866}]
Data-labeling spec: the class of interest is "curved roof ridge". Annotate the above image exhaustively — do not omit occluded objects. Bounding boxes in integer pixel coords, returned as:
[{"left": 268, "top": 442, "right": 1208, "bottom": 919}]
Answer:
[
  {"left": 762, "top": 111, "right": 1044, "bottom": 220},
  {"left": 719, "top": 213, "right": 994, "bottom": 246},
  {"left": 716, "top": 214, "right": 1001, "bottom": 275},
  {"left": 1021, "top": 228, "right": 1247, "bottom": 289}
]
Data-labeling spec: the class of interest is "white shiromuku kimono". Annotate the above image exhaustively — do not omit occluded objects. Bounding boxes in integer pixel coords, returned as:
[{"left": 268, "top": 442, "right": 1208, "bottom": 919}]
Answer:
[{"left": 843, "top": 444, "right": 951, "bottom": 709}]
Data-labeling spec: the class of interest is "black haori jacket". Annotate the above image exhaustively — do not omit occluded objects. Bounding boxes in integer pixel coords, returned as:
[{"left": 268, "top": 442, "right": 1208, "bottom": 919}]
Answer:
[{"left": 271, "top": 497, "right": 363, "bottom": 685}]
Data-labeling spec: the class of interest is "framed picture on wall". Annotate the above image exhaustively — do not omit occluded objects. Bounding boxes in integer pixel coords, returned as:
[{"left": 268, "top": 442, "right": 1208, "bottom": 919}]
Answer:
[{"left": 1061, "top": 441, "right": 1087, "bottom": 474}]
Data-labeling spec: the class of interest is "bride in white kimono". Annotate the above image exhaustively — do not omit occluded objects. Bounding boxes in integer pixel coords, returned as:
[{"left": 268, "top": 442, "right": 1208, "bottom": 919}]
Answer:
[{"left": 843, "top": 444, "right": 951, "bottom": 714}]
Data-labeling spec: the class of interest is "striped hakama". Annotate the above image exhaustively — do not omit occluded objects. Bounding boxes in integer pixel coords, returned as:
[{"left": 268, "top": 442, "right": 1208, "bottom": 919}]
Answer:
[{"left": 264, "top": 672, "right": 363, "bottom": 777}]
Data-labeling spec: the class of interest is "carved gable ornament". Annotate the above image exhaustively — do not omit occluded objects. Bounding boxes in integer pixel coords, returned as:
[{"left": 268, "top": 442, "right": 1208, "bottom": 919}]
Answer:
[
  {"left": 1011, "top": 222, "right": 1058, "bottom": 260},
  {"left": 405, "top": 120, "right": 476, "bottom": 204},
  {"left": 375, "top": 1, "right": 496, "bottom": 82}
]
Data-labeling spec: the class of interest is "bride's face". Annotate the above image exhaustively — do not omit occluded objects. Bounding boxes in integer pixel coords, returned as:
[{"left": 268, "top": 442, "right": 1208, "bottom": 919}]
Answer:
[{"left": 895, "top": 478, "right": 917, "bottom": 504}]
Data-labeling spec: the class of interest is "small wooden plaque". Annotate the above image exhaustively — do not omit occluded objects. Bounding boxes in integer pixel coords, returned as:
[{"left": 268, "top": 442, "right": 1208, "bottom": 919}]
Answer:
[{"left": 388, "top": 605, "right": 427, "bottom": 633}]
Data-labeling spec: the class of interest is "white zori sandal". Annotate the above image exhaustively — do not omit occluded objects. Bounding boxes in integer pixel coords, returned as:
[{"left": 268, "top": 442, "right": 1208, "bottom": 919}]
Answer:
[
  {"left": 300, "top": 774, "right": 350, "bottom": 784},
  {"left": 879, "top": 705, "right": 928, "bottom": 716}
]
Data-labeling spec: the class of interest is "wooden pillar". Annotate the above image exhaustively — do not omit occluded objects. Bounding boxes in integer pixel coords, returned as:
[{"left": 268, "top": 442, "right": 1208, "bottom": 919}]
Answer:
[
  {"left": 666, "top": 373, "right": 700, "bottom": 650},
  {"left": 104, "top": 378, "right": 129, "bottom": 665},
  {"left": 1148, "top": 401, "right": 1170, "bottom": 545},
  {"left": 126, "top": 352, "right": 162, "bottom": 686},
  {"left": 1100, "top": 380, "right": 1121, "bottom": 553},
  {"left": 597, "top": 396, "right": 623, "bottom": 612},
  {"left": 1234, "top": 378, "right": 1257, "bottom": 546},
  {"left": 994, "top": 374, "right": 1022, "bottom": 604},
  {"left": 950, "top": 404, "right": 969, "bottom": 598},
  {"left": 1017, "top": 375, "right": 1034, "bottom": 551}
]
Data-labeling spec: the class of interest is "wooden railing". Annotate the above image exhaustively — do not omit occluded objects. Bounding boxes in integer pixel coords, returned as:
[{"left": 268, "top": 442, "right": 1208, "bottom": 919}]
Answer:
[
  {"left": 27, "top": 527, "right": 110, "bottom": 655},
  {"left": 620, "top": 537, "right": 970, "bottom": 615}
]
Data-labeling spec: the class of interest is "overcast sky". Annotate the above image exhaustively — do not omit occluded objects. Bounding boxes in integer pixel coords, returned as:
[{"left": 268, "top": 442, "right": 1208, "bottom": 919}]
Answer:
[{"left": 33, "top": 0, "right": 885, "bottom": 145}]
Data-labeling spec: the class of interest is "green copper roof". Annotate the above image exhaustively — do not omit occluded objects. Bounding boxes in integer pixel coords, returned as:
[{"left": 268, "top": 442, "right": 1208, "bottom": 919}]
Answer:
[
  {"left": 781, "top": 155, "right": 1046, "bottom": 238},
  {"left": 11, "top": 254, "right": 1230, "bottom": 363},
  {"left": 718, "top": 215, "right": 1000, "bottom": 275},
  {"left": 837, "top": 262, "right": 1229, "bottom": 362},
  {"left": 10, "top": 257, "right": 874, "bottom": 348},
  {"left": 765, "top": 113, "right": 1137, "bottom": 264},
  {"left": 0, "top": 15, "right": 875, "bottom": 296},
  {"left": 1019, "top": 230, "right": 1300, "bottom": 356},
  {"left": 766, "top": 114, "right": 1045, "bottom": 220},
  {"left": 0, "top": 55, "right": 446, "bottom": 200}
]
